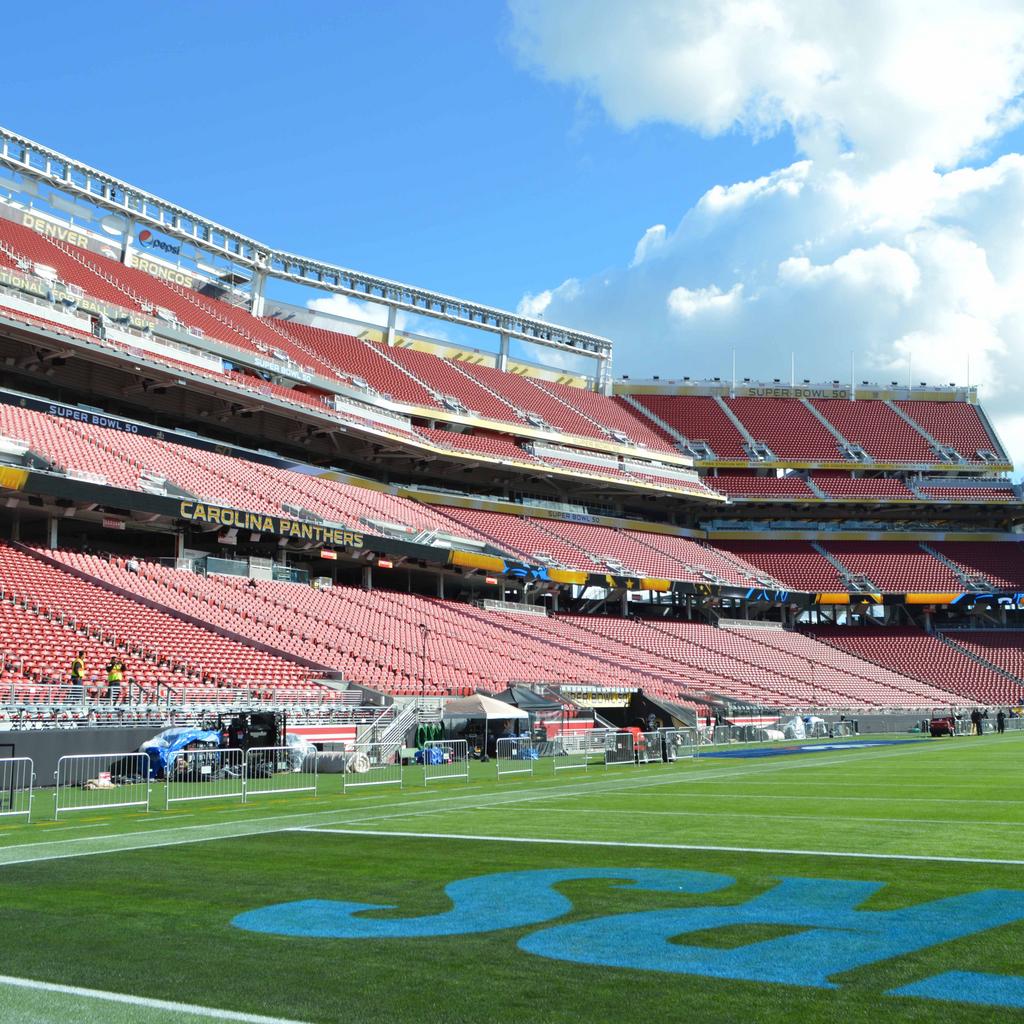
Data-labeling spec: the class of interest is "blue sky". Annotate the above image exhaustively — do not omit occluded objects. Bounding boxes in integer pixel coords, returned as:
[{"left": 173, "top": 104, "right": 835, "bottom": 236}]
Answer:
[
  {"left": 8, "top": 0, "right": 1024, "bottom": 470},
  {"left": 3, "top": 0, "right": 791, "bottom": 310}
]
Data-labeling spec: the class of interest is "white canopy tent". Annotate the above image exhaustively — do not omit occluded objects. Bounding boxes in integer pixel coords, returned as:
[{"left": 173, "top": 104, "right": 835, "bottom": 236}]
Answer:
[{"left": 443, "top": 695, "right": 529, "bottom": 759}]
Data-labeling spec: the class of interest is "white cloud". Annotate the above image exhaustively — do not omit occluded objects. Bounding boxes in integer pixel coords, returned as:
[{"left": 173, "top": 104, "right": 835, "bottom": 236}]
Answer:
[
  {"left": 510, "top": 0, "right": 1024, "bottom": 169},
  {"left": 516, "top": 277, "right": 581, "bottom": 318},
  {"left": 308, "top": 293, "right": 389, "bottom": 328},
  {"left": 631, "top": 224, "right": 667, "bottom": 267},
  {"left": 308, "top": 293, "right": 456, "bottom": 343},
  {"left": 778, "top": 244, "right": 920, "bottom": 302},
  {"left": 509, "top": 0, "right": 1024, "bottom": 472},
  {"left": 667, "top": 282, "right": 744, "bottom": 319}
]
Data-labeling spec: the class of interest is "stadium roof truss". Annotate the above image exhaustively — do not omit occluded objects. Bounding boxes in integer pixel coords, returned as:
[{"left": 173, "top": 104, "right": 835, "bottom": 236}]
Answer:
[{"left": 0, "top": 127, "right": 615, "bottom": 389}]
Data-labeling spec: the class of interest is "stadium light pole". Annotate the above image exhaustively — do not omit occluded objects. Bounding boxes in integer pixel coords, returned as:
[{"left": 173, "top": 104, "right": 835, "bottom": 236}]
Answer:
[{"left": 418, "top": 623, "right": 429, "bottom": 704}]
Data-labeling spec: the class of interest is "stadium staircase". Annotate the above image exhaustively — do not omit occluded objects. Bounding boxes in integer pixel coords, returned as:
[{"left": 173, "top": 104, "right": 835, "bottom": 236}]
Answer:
[
  {"left": 47, "top": 239, "right": 150, "bottom": 309},
  {"left": 692, "top": 542, "right": 787, "bottom": 589},
  {"left": 885, "top": 400, "right": 947, "bottom": 460},
  {"left": 811, "top": 541, "right": 876, "bottom": 592},
  {"left": 714, "top": 395, "right": 765, "bottom": 458},
  {"left": 614, "top": 393, "right": 691, "bottom": 450},
  {"left": 799, "top": 398, "right": 859, "bottom": 457},
  {"left": 936, "top": 632, "right": 1024, "bottom": 688},
  {"left": 446, "top": 359, "right": 525, "bottom": 419},
  {"left": 919, "top": 543, "right": 993, "bottom": 591},
  {"left": 803, "top": 474, "right": 829, "bottom": 499}
]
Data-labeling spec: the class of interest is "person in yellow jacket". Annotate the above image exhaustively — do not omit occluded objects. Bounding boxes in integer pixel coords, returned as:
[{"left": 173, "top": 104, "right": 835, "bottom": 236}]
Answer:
[
  {"left": 104, "top": 656, "right": 126, "bottom": 700},
  {"left": 70, "top": 651, "right": 85, "bottom": 700}
]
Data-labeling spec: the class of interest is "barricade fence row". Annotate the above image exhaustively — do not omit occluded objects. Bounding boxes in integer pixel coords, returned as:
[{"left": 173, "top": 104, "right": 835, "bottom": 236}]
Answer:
[
  {"left": 663, "top": 728, "right": 700, "bottom": 762},
  {"left": 638, "top": 730, "right": 663, "bottom": 764},
  {"left": 552, "top": 730, "right": 605, "bottom": 772},
  {"left": 496, "top": 736, "right": 537, "bottom": 778},
  {"left": 244, "top": 746, "right": 318, "bottom": 800},
  {"left": 343, "top": 742, "right": 403, "bottom": 792},
  {"left": 166, "top": 748, "right": 244, "bottom": 807},
  {"left": 55, "top": 752, "right": 151, "bottom": 818},
  {"left": 604, "top": 731, "right": 635, "bottom": 768},
  {"left": 0, "top": 757, "right": 33, "bottom": 821},
  {"left": 422, "top": 739, "right": 470, "bottom": 785}
]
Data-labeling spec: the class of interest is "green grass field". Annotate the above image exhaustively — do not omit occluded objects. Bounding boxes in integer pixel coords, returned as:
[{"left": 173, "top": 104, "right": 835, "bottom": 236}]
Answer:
[{"left": 2, "top": 735, "right": 1024, "bottom": 1023}]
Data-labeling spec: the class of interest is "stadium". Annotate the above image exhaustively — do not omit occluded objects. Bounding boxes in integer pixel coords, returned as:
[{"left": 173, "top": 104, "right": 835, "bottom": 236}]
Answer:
[{"left": 0, "top": 85, "right": 1023, "bottom": 1024}]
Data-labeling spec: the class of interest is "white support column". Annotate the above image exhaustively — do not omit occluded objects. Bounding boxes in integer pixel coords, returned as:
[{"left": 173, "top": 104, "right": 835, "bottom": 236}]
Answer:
[
  {"left": 497, "top": 332, "right": 510, "bottom": 372},
  {"left": 174, "top": 531, "right": 185, "bottom": 560},
  {"left": 596, "top": 349, "right": 614, "bottom": 396},
  {"left": 385, "top": 305, "right": 398, "bottom": 347},
  {"left": 362, "top": 565, "right": 373, "bottom": 591},
  {"left": 46, "top": 516, "right": 58, "bottom": 550},
  {"left": 250, "top": 270, "right": 267, "bottom": 318},
  {"left": 120, "top": 218, "right": 137, "bottom": 267}
]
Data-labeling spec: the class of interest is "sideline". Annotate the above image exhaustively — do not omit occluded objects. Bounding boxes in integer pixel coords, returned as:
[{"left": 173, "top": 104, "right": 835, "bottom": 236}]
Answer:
[
  {"left": 0, "top": 973, "right": 310, "bottom": 1024},
  {"left": 296, "top": 826, "right": 1024, "bottom": 867},
  {"left": 0, "top": 740, "right": 979, "bottom": 867}
]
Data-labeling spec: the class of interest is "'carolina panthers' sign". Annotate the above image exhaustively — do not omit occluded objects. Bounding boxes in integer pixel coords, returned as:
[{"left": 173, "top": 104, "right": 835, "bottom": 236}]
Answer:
[{"left": 232, "top": 867, "right": 1024, "bottom": 1008}]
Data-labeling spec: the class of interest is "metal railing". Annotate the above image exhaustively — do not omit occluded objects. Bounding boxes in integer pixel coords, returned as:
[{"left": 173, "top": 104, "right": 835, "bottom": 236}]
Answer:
[
  {"left": 243, "top": 746, "right": 318, "bottom": 800},
  {"left": 604, "top": 731, "right": 635, "bottom": 768},
  {"left": 54, "top": 752, "right": 151, "bottom": 818},
  {"left": 165, "top": 748, "right": 244, "bottom": 807},
  {"left": 0, "top": 757, "right": 33, "bottom": 821},
  {"left": 421, "top": 739, "right": 470, "bottom": 785},
  {"left": 495, "top": 736, "right": 537, "bottom": 779},
  {"left": 342, "top": 742, "right": 403, "bottom": 792}
]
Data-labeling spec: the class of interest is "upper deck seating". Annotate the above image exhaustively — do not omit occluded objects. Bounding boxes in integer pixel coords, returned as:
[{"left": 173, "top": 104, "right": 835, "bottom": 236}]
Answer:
[
  {"left": 896, "top": 401, "right": 1001, "bottom": 461},
  {"left": 812, "top": 399, "right": 936, "bottom": 462},
  {"left": 929, "top": 543, "right": 1024, "bottom": 590},
  {"left": 715, "top": 541, "right": 846, "bottom": 591},
  {"left": 709, "top": 474, "right": 816, "bottom": 498},
  {"left": 625, "top": 395, "right": 747, "bottom": 458},
  {"left": 819, "top": 541, "right": 962, "bottom": 592},
  {"left": 810, "top": 475, "right": 916, "bottom": 499},
  {"left": 725, "top": 397, "right": 841, "bottom": 460}
]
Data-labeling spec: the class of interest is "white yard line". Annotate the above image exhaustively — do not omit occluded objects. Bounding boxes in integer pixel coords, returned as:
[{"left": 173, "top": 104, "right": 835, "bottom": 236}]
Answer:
[
  {"left": 0, "top": 973, "right": 310, "bottom": 1024},
  {"left": 0, "top": 741, "right": 970, "bottom": 867},
  {"left": 295, "top": 826, "right": 1024, "bottom": 867},
  {"left": 522, "top": 804, "right": 1024, "bottom": 828}
]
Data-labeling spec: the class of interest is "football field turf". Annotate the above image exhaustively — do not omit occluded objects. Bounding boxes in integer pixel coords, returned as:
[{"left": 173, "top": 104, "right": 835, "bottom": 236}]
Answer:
[{"left": 1, "top": 735, "right": 1023, "bottom": 1023}]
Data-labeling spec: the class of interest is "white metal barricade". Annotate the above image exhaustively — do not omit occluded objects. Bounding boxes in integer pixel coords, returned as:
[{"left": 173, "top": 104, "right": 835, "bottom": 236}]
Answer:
[
  {"left": 638, "top": 730, "right": 663, "bottom": 764},
  {"left": 604, "top": 731, "right": 635, "bottom": 768},
  {"left": 552, "top": 731, "right": 600, "bottom": 772},
  {"left": 422, "top": 739, "right": 470, "bottom": 785},
  {"left": 343, "top": 742, "right": 403, "bottom": 792},
  {"left": 496, "top": 736, "right": 536, "bottom": 779},
  {"left": 165, "top": 748, "right": 244, "bottom": 807},
  {"left": 0, "top": 757, "right": 33, "bottom": 822},
  {"left": 663, "top": 728, "right": 699, "bottom": 762},
  {"left": 244, "top": 746, "right": 318, "bottom": 801},
  {"left": 54, "top": 752, "right": 151, "bottom": 819}
]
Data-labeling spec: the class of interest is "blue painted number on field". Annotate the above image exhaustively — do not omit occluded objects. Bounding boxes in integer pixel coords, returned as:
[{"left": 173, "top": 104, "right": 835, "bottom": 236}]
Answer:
[
  {"left": 232, "top": 868, "right": 732, "bottom": 938},
  {"left": 232, "top": 868, "right": 1024, "bottom": 1008}
]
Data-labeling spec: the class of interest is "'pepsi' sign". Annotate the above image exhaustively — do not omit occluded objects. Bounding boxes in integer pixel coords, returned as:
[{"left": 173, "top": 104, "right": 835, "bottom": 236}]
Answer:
[{"left": 137, "top": 228, "right": 181, "bottom": 257}]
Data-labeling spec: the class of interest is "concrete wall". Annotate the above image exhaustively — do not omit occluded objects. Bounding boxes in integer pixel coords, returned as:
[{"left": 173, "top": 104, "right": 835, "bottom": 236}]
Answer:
[{"left": 0, "top": 727, "right": 156, "bottom": 784}]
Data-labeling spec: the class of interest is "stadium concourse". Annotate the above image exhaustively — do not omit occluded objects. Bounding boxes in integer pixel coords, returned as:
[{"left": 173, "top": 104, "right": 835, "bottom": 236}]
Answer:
[{"left": 0, "top": 125, "right": 1021, "bottom": 745}]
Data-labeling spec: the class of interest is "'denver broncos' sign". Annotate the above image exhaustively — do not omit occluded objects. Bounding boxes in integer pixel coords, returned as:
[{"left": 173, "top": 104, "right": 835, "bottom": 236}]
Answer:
[{"left": 232, "top": 867, "right": 1024, "bottom": 1009}]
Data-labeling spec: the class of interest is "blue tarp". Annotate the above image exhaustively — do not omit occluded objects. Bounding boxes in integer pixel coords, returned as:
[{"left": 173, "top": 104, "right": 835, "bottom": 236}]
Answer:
[{"left": 141, "top": 728, "right": 222, "bottom": 778}]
